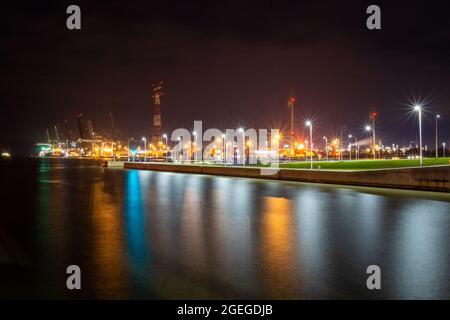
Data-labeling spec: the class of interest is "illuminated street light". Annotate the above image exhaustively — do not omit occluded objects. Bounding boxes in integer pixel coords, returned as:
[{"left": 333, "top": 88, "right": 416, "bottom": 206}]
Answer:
[
  {"left": 192, "top": 131, "right": 198, "bottom": 163},
  {"left": 178, "top": 136, "right": 182, "bottom": 162},
  {"left": 162, "top": 134, "right": 168, "bottom": 162},
  {"left": 288, "top": 97, "right": 295, "bottom": 161},
  {"left": 414, "top": 105, "right": 423, "bottom": 166},
  {"left": 306, "top": 121, "right": 313, "bottom": 169},
  {"left": 142, "top": 137, "right": 147, "bottom": 162},
  {"left": 365, "top": 125, "right": 374, "bottom": 158},
  {"left": 323, "top": 136, "right": 328, "bottom": 161},
  {"left": 340, "top": 125, "right": 346, "bottom": 161},
  {"left": 370, "top": 112, "right": 377, "bottom": 160},
  {"left": 435, "top": 114, "right": 440, "bottom": 158},
  {"left": 349, "top": 134, "right": 359, "bottom": 160},
  {"left": 127, "top": 138, "right": 131, "bottom": 162},
  {"left": 226, "top": 141, "right": 231, "bottom": 165},
  {"left": 238, "top": 128, "right": 245, "bottom": 165},
  {"left": 222, "top": 133, "right": 226, "bottom": 164}
]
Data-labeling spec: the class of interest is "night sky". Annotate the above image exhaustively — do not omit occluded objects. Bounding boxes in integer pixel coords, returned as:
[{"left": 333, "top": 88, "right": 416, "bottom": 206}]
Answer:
[{"left": 2, "top": 0, "right": 450, "bottom": 155}]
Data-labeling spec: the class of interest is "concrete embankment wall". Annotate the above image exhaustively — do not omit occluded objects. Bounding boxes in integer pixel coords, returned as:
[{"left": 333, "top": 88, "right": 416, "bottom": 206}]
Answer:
[
  {"left": 123, "top": 162, "right": 450, "bottom": 192},
  {"left": 107, "top": 161, "right": 125, "bottom": 168}
]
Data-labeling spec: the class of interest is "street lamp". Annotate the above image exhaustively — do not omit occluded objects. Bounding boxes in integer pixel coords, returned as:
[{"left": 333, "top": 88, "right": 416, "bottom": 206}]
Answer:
[
  {"left": 414, "top": 105, "right": 423, "bottom": 166},
  {"left": 288, "top": 97, "right": 295, "bottom": 161},
  {"left": 306, "top": 121, "right": 313, "bottom": 169},
  {"left": 340, "top": 125, "right": 346, "bottom": 161},
  {"left": 323, "top": 136, "right": 328, "bottom": 161},
  {"left": 227, "top": 141, "right": 231, "bottom": 165},
  {"left": 435, "top": 114, "right": 440, "bottom": 158},
  {"left": 178, "top": 136, "right": 182, "bottom": 162},
  {"left": 349, "top": 134, "right": 358, "bottom": 160},
  {"left": 370, "top": 112, "right": 377, "bottom": 160},
  {"left": 222, "top": 134, "right": 226, "bottom": 164},
  {"left": 238, "top": 128, "right": 245, "bottom": 165},
  {"left": 365, "top": 125, "right": 372, "bottom": 158},
  {"left": 162, "top": 134, "right": 168, "bottom": 162},
  {"left": 142, "top": 137, "right": 147, "bottom": 162},
  {"left": 127, "top": 138, "right": 130, "bottom": 162},
  {"left": 192, "top": 131, "right": 197, "bottom": 163},
  {"left": 305, "top": 140, "right": 308, "bottom": 164}
]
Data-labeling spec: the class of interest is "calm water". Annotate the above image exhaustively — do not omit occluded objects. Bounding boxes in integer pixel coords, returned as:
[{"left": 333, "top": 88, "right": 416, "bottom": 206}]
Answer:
[{"left": 1, "top": 158, "right": 449, "bottom": 299}]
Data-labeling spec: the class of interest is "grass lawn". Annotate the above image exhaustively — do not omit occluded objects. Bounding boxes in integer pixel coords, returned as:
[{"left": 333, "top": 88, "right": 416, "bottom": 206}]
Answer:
[{"left": 279, "top": 157, "right": 450, "bottom": 170}]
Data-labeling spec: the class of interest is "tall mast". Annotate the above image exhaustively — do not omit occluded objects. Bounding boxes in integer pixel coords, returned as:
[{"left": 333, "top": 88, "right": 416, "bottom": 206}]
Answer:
[
  {"left": 371, "top": 112, "right": 377, "bottom": 159},
  {"left": 288, "top": 97, "right": 296, "bottom": 159},
  {"left": 151, "top": 81, "right": 164, "bottom": 145}
]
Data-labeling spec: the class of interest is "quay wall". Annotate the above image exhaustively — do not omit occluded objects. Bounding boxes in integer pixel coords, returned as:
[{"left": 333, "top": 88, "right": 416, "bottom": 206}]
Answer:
[{"left": 123, "top": 162, "right": 450, "bottom": 192}]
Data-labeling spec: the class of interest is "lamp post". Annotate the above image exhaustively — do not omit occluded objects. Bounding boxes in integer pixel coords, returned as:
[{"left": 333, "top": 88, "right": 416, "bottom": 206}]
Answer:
[
  {"left": 238, "top": 128, "right": 245, "bottom": 165},
  {"left": 162, "top": 134, "right": 168, "bottom": 162},
  {"left": 435, "top": 114, "right": 440, "bottom": 158},
  {"left": 226, "top": 142, "right": 231, "bottom": 166},
  {"left": 288, "top": 97, "right": 295, "bottom": 162},
  {"left": 339, "top": 126, "right": 344, "bottom": 161},
  {"left": 348, "top": 142, "right": 352, "bottom": 161},
  {"left": 370, "top": 112, "right": 377, "bottom": 159},
  {"left": 365, "top": 125, "right": 372, "bottom": 159},
  {"left": 127, "top": 138, "right": 130, "bottom": 162},
  {"left": 323, "top": 136, "right": 328, "bottom": 161},
  {"left": 111, "top": 141, "right": 115, "bottom": 161},
  {"left": 222, "top": 134, "right": 226, "bottom": 164},
  {"left": 306, "top": 121, "right": 313, "bottom": 169},
  {"left": 414, "top": 105, "right": 423, "bottom": 166},
  {"left": 142, "top": 137, "right": 147, "bottom": 162},
  {"left": 192, "top": 131, "right": 198, "bottom": 163},
  {"left": 178, "top": 136, "right": 182, "bottom": 162},
  {"left": 349, "top": 134, "right": 358, "bottom": 160},
  {"left": 443, "top": 142, "right": 446, "bottom": 158}
]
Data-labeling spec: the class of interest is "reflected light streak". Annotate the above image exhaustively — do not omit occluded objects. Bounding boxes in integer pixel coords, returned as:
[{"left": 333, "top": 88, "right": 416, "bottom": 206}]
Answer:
[
  {"left": 125, "top": 170, "right": 151, "bottom": 295},
  {"left": 91, "top": 180, "right": 127, "bottom": 298},
  {"left": 261, "top": 196, "right": 297, "bottom": 298}
]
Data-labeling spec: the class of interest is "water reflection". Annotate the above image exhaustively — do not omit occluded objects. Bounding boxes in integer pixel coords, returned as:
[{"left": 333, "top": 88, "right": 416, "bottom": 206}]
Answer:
[
  {"left": 90, "top": 179, "right": 127, "bottom": 298},
  {"left": 392, "top": 202, "right": 450, "bottom": 299},
  {"left": 36, "top": 159, "right": 71, "bottom": 297},
  {"left": 124, "top": 169, "right": 151, "bottom": 297},
  {"left": 260, "top": 196, "right": 297, "bottom": 298},
  {"left": 10, "top": 159, "right": 449, "bottom": 299}
]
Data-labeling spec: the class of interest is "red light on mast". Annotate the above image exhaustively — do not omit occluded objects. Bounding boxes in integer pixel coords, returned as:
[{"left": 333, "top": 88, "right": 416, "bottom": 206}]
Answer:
[
  {"left": 289, "top": 97, "right": 296, "bottom": 104},
  {"left": 371, "top": 112, "right": 377, "bottom": 117}
]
